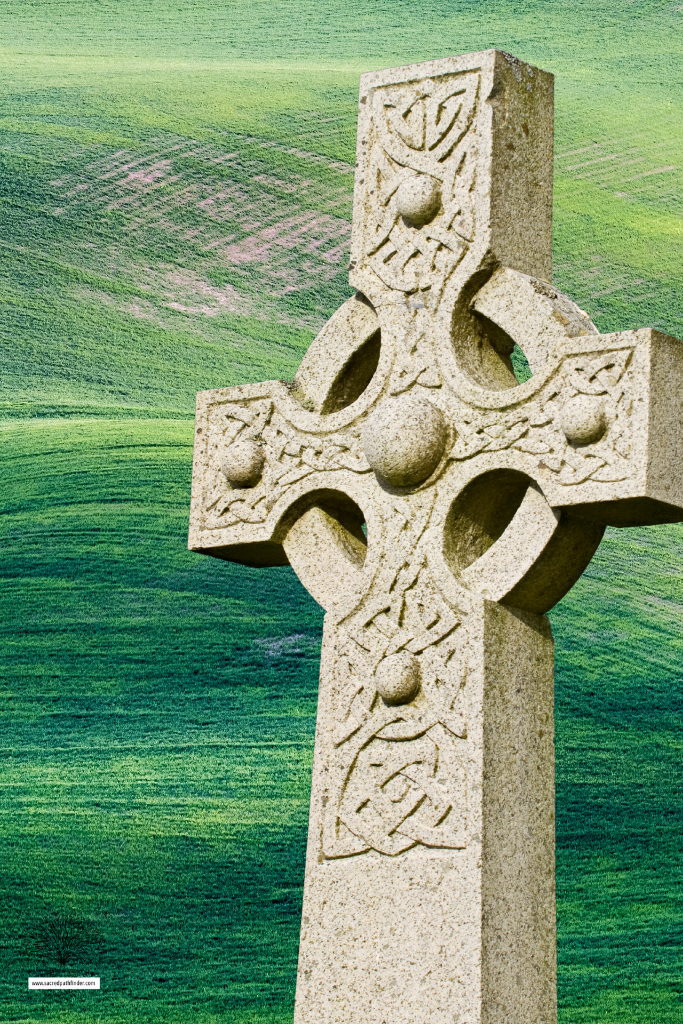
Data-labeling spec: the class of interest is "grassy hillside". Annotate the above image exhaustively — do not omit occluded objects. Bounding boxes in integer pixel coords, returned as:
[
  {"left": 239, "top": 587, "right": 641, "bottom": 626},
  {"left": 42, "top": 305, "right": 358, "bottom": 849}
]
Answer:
[{"left": 2, "top": 2, "right": 683, "bottom": 1022}]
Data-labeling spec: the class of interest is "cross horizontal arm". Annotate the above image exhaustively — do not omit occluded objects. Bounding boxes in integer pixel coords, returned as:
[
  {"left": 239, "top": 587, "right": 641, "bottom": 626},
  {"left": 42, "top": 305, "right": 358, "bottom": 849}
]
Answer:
[{"left": 189, "top": 320, "right": 683, "bottom": 581}]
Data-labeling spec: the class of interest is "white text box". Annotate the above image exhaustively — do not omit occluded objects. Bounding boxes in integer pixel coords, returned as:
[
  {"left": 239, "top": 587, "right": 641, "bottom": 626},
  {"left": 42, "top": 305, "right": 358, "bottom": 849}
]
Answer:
[{"left": 28, "top": 977, "right": 100, "bottom": 990}]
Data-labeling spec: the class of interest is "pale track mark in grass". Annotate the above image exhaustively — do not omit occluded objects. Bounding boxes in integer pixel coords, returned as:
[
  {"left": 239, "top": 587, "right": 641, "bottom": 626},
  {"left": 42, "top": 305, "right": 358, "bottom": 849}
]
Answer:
[
  {"left": 256, "top": 138, "right": 354, "bottom": 173},
  {"left": 135, "top": 198, "right": 350, "bottom": 289},
  {"left": 253, "top": 174, "right": 306, "bottom": 193},
  {"left": 87, "top": 139, "right": 209, "bottom": 177},
  {"left": 585, "top": 273, "right": 658, "bottom": 306},
  {"left": 565, "top": 153, "right": 624, "bottom": 171},
  {"left": 75, "top": 265, "right": 256, "bottom": 323},
  {"left": 255, "top": 633, "right": 319, "bottom": 660},
  {"left": 106, "top": 174, "right": 184, "bottom": 210},
  {"left": 61, "top": 142, "right": 351, "bottom": 230},
  {"left": 622, "top": 165, "right": 677, "bottom": 181},
  {"left": 574, "top": 156, "right": 678, "bottom": 185},
  {"left": 557, "top": 136, "right": 683, "bottom": 209},
  {"left": 35, "top": 134, "right": 355, "bottom": 328},
  {"left": 218, "top": 211, "right": 350, "bottom": 273},
  {"left": 73, "top": 260, "right": 318, "bottom": 333},
  {"left": 95, "top": 143, "right": 193, "bottom": 180},
  {"left": 160, "top": 270, "right": 250, "bottom": 317},
  {"left": 591, "top": 283, "right": 627, "bottom": 298},
  {"left": 55, "top": 144, "right": 196, "bottom": 209},
  {"left": 85, "top": 148, "right": 128, "bottom": 174},
  {"left": 126, "top": 159, "right": 175, "bottom": 185},
  {"left": 552, "top": 254, "right": 663, "bottom": 309},
  {"left": 571, "top": 158, "right": 646, "bottom": 179},
  {"left": 564, "top": 144, "right": 652, "bottom": 167},
  {"left": 557, "top": 138, "right": 672, "bottom": 173},
  {"left": 556, "top": 143, "right": 601, "bottom": 159},
  {"left": 555, "top": 134, "right": 653, "bottom": 159},
  {"left": 209, "top": 151, "right": 239, "bottom": 164}
]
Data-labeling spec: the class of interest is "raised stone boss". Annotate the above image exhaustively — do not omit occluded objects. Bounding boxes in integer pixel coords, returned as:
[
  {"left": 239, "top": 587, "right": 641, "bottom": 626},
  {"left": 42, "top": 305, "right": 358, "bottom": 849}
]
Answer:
[{"left": 189, "top": 50, "right": 683, "bottom": 1024}]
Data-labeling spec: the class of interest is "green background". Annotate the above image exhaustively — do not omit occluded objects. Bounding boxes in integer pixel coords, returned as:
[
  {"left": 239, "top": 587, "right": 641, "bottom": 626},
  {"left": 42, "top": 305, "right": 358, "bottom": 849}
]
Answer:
[{"left": 2, "top": 1, "right": 683, "bottom": 1021}]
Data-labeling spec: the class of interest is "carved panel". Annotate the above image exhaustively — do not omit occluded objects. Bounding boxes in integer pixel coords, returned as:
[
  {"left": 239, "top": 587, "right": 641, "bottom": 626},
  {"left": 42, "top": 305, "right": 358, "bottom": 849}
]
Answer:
[
  {"left": 362, "top": 71, "right": 480, "bottom": 307},
  {"left": 389, "top": 311, "right": 443, "bottom": 395},
  {"left": 448, "top": 346, "right": 635, "bottom": 485},
  {"left": 201, "top": 396, "right": 372, "bottom": 531},
  {"left": 323, "top": 564, "right": 469, "bottom": 859}
]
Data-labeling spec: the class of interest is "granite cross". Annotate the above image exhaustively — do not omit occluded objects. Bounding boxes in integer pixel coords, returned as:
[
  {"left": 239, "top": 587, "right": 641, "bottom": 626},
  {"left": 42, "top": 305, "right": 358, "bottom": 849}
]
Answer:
[{"left": 188, "top": 51, "right": 683, "bottom": 1024}]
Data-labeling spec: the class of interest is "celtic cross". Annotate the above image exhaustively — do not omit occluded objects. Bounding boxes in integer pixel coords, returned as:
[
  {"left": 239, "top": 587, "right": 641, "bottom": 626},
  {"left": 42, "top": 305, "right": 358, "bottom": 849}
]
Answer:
[{"left": 189, "top": 51, "right": 683, "bottom": 1024}]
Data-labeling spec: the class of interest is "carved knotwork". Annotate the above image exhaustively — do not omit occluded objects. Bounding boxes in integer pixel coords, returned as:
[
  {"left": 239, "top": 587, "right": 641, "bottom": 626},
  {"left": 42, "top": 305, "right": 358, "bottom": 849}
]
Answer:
[{"left": 363, "top": 71, "right": 480, "bottom": 303}]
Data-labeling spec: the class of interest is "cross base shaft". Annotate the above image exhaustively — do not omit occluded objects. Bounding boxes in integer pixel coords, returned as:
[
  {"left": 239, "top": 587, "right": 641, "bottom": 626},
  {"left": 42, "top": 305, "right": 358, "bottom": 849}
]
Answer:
[{"left": 295, "top": 602, "right": 556, "bottom": 1024}]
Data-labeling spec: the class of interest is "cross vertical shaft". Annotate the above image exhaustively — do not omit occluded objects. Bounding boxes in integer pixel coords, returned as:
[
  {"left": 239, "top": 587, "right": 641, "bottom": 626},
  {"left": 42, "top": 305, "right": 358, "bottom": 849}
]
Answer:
[{"left": 295, "top": 603, "right": 555, "bottom": 1024}]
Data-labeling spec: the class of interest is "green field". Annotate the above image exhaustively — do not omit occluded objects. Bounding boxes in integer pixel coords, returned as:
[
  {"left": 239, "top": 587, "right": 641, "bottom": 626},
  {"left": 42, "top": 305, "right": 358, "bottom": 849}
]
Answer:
[{"left": 2, "top": 1, "right": 683, "bottom": 1021}]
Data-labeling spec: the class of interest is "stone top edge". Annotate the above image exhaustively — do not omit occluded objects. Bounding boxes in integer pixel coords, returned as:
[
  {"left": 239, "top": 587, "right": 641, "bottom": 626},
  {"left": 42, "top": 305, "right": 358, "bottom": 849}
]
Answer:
[
  {"left": 195, "top": 380, "right": 283, "bottom": 404},
  {"left": 358, "top": 50, "right": 552, "bottom": 92},
  {"left": 598, "top": 327, "right": 683, "bottom": 346}
]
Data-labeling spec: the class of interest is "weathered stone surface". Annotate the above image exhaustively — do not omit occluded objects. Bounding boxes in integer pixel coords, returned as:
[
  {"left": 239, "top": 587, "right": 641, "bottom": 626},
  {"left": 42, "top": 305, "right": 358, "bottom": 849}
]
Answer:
[
  {"left": 188, "top": 49, "right": 683, "bottom": 1024},
  {"left": 394, "top": 173, "right": 442, "bottom": 227},
  {"left": 375, "top": 650, "right": 421, "bottom": 705},
  {"left": 220, "top": 438, "right": 265, "bottom": 488}
]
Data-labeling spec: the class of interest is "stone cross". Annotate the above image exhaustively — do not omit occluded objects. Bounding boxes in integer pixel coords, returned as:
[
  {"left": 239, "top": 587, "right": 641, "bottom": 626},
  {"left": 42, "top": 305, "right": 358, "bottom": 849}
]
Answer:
[{"left": 189, "top": 51, "right": 683, "bottom": 1024}]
